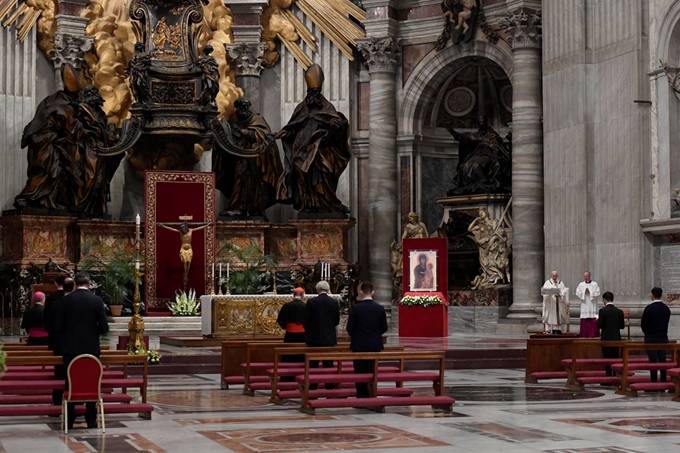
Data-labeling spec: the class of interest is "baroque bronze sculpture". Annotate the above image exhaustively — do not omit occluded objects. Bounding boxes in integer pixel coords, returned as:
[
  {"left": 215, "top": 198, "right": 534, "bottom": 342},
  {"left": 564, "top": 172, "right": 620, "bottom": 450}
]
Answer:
[
  {"left": 97, "top": 0, "right": 219, "bottom": 176},
  {"left": 447, "top": 117, "right": 511, "bottom": 195},
  {"left": 435, "top": 0, "right": 479, "bottom": 51},
  {"left": 14, "top": 65, "right": 122, "bottom": 217},
  {"left": 277, "top": 64, "right": 352, "bottom": 216},
  {"left": 211, "top": 98, "right": 284, "bottom": 218}
]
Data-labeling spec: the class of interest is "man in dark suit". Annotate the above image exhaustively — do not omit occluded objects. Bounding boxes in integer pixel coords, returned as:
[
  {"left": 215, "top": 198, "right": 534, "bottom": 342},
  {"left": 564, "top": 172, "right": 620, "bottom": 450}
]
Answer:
[
  {"left": 596, "top": 291, "right": 624, "bottom": 377},
  {"left": 53, "top": 272, "right": 109, "bottom": 429},
  {"left": 346, "top": 281, "right": 387, "bottom": 398},
  {"left": 304, "top": 280, "right": 339, "bottom": 390},
  {"left": 43, "top": 273, "right": 67, "bottom": 406},
  {"left": 641, "top": 286, "right": 671, "bottom": 383}
]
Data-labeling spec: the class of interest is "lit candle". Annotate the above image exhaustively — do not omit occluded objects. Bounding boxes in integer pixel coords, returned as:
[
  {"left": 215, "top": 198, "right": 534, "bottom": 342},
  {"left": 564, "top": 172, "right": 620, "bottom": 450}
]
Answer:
[
  {"left": 135, "top": 214, "right": 140, "bottom": 225},
  {"left": 227, "top": 263, "right": 230, "bottom": 279},
  {"left": 219, "top": 263, "right": 222, "bottom": 279},
  {"left": 135, "top": 260, "right": 140, "bottom": 270},
  {"left": 212, "top": 262, "right": 215, "bottom": 280}
]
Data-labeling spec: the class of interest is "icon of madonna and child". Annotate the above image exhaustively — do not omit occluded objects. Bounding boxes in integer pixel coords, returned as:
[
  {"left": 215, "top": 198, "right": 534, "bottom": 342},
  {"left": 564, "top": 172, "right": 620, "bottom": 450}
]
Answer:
[{"left": 409, "top": 250, "right": 437, "bottom": 291}]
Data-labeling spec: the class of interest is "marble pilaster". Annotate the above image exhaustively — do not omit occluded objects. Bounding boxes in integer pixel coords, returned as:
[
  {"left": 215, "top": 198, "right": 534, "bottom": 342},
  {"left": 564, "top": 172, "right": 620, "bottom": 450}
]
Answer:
[
  {"left": 501, "top": 8, "right": 544, "bottom": 319},
  {"left": 357, "top": 37, "right": 400, "bottom": 309}
]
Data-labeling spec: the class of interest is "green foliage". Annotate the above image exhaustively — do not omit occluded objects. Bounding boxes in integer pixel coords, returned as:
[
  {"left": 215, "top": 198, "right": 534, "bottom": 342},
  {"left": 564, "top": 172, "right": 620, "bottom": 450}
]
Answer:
[
  {"left": 0, "top": 346, "right": 5, "bottom": 376},
  {"left": 81, "top": 240, "right": 136, "bottom": 306},
  {"left": 169, "top": 289, "right": 200, "bottom": 316},
  {"left": 218, "top": 243, "right": 277, "bottom": 295}
]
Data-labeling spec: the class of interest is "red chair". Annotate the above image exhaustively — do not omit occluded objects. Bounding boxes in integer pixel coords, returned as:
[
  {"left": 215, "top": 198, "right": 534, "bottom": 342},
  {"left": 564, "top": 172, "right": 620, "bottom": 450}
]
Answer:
[{"left": 61, "top": 354, "right": 105, "bottom": 433}]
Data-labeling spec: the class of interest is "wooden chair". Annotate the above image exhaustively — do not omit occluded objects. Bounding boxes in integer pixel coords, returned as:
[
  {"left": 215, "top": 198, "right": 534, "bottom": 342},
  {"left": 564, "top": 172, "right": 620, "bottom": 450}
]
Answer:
[
  {"left": 622, "top": 308, "right": 631, "bottom": 339},
  {"left": 62, "top": 354, "right": 105, "bottom": 434}
]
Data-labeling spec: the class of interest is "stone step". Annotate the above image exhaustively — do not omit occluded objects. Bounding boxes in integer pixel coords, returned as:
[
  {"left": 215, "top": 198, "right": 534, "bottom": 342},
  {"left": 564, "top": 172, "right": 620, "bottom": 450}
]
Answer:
[{"left": 107, "top": 316, "right": 201, "bottom": 336}]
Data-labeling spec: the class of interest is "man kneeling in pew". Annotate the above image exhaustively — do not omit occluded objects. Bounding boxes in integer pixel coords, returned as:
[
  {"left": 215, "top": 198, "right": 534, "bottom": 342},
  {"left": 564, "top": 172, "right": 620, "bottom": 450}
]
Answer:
[{"left": 346, "top": 281, "right": 388, "bottom": 398}]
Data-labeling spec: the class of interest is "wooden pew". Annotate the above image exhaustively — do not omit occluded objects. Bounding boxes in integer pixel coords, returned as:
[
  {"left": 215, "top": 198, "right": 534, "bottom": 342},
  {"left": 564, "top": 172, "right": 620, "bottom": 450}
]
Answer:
[
  {"left": 614, "top": 342, "right": 680, "bottom": 396},
  {"left": 220, "top": 337, "right": 352, "bottom": 389},
  {"left": 296, "top": 350, "right": 454, "bottom": 414},
  {"left": 524, "top": 335, "right": 579, "bottom": 383},
  {"left": 0, "top": 353, "right": 153, "bottom": 419},
  {"left": 267, "top": 345, "right": 405, "bottom": 403}
]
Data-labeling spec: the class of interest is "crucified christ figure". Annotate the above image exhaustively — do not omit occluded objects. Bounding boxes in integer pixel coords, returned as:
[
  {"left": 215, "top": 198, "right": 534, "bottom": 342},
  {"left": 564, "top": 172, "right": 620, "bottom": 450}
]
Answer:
[{"left": 159, "top": 220, "right": 210, "bottom": 293}]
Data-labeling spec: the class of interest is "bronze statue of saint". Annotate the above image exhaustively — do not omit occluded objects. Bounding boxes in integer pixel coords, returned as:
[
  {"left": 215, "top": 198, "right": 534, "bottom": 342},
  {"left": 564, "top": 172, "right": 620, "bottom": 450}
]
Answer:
[
  {"left": 159, "top": 221, "right": 210, "bottom": 292},
  {"left": 402, "top": 212, "right": 429, "bottom": 239},
  {"left": 212, "top": 98, "right": 284, "bottom": 217},
  {"left": 446, "top": 117, "right": 511, "bottom": 195},
  {"left": 126, "top": 42, "right": 151, "bottom": 104},
  {"left": 277, "top": 64, "right": 351, "bottom": 214},
  {"left": 196, "top": 45, "right": 219, "bottom": 106},
  {"left": 14, "top": 66, "right": 121, "bottom": 216}
]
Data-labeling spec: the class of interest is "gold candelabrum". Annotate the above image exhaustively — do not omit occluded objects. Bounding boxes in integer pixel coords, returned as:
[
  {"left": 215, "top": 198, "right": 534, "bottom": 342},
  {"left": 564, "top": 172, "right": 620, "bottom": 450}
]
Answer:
[{"left": 128, "top": 216, "right": 146, "bottom": 355}]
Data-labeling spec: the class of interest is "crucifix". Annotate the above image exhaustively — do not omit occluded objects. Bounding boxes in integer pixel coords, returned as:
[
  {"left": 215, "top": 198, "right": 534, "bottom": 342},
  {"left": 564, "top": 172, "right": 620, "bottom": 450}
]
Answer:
[{"left": 158, "top": 214, "right": 210, "bottom": 293}]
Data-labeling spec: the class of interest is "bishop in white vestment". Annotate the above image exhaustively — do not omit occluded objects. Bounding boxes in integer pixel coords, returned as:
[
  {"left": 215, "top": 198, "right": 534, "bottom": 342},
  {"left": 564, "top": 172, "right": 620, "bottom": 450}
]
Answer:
[
  {"left": 575, "top": 271, "right": 601, "bottom": 338},
  {"left": 541, "top": 271, "right": 568, "bottom": 333}
]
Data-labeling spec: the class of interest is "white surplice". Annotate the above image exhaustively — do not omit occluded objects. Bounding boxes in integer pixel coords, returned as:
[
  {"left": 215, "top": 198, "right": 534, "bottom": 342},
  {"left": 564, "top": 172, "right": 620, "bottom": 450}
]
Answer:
[{"left": 575, "top": 281, "right": 600, "bottom": 319}]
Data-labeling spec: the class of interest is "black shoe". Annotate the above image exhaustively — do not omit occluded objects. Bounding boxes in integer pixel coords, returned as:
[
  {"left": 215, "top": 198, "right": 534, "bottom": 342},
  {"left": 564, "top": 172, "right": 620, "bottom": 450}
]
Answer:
[{"left": 86, "top": 420, "right": 97, "bottom": 429}]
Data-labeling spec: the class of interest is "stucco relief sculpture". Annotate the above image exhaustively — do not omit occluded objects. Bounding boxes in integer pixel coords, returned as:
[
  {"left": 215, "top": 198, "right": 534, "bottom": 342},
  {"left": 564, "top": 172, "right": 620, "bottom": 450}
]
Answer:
[
  {"left": 467, "top": 207, "right": 511, "bottom": 290},
  {"left": 435, "top": 0, "right": 478, "bottom": 50},
  {"left": 211, "top": 98, "right": 284, "bottom": 218},
  {"left": 14, "top": 65, "right": 122, "bottom": 217},
  {"left": 402, "top": 212, "right": 430, "bottom": 240},
  {"left": 277, "top": 64, "right": 351, "bottom": 216},
  {"left": 447, "top": 117, "right": 511, "bottom": 195}
]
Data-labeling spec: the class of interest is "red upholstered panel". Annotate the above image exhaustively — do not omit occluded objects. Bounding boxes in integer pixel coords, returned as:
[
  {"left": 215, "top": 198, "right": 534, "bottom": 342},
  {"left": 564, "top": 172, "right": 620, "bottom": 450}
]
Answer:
[
  {"left": 145, "top": 171, "right": 216, "bottom": 309},
  {"left": 66, "top": 355, "right": 103, "bottom": 402}
]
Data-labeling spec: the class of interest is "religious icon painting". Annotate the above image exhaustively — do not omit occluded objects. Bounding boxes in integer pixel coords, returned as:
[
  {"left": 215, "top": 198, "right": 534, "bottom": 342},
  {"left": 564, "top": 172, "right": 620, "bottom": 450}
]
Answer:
[{"left": 409, "top": 250, "right": 438, "bottom": 292}]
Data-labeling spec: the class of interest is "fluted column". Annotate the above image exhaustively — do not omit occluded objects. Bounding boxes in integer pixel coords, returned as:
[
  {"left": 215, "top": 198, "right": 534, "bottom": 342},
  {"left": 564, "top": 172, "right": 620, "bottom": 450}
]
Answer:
[
  {"left": 357, "top": 37, "right": 400, "bottom": 308},
  {"left": 501, "top": 8, "right": 544, "bottom": 319}
]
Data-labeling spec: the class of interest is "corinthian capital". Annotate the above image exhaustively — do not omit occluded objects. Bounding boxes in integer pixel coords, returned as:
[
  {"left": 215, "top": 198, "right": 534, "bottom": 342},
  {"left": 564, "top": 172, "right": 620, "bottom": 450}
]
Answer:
[
  {"left": 500, "top": 9, "right": 542, "bottom": 49},
  {"left": 52, "top": 33, "right": 93, "bottom": 69},
  {"left": 357, "top": 37, "right": 401, "bottom": 73},
  {"left": 226, "top": 43, "right": 268, "bottom": 77}
]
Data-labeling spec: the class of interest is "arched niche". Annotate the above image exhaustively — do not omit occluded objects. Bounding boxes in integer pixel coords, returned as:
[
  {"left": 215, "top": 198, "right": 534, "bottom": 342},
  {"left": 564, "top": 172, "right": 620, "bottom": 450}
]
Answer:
[{"left": 397, "top": 41, "right": 513, "bottom": 232}]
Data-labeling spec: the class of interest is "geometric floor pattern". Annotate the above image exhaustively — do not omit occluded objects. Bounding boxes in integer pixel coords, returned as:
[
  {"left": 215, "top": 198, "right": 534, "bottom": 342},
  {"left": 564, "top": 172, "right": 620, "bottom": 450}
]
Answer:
[{"left": 3, "top": 366, "right": 680, "bottom": 452}]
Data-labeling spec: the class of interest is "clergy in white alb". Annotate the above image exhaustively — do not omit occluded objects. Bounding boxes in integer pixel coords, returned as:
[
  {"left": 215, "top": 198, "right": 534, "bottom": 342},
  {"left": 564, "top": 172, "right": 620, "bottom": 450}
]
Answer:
[
  {"left": 541, "top": 271, "right": 568, "bottom": 334},
  {"left": 575, "top": 271, "right": 601, "bottom": 338}
]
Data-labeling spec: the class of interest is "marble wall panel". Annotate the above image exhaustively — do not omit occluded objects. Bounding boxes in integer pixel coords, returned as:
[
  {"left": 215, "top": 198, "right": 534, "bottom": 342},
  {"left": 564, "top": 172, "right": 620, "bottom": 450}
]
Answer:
[
  {"left": 402, "top": 44, "right": 434, "bottom": 86},
  {"left": 420, "top": 156, "right": 456, "bottom": 232},
  {"left": 400, "top": 156, "right": 411, "bottom": 229},
  {"left": 396, "top": 5, "right": 441, "bottom": 22}
]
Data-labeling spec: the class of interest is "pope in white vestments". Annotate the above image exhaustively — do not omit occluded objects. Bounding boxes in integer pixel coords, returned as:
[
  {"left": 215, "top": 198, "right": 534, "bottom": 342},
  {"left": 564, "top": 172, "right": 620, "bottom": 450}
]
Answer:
[
  {"left": 575, "top": 271, "right": 601, "bottom": 338},
  {"left": 541, "top": 271, "right": 568, "bottom": 333}
]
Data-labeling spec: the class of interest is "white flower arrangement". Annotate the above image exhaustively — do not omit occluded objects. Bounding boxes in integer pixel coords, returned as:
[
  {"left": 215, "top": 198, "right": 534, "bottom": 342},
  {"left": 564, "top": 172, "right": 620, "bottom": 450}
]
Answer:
[
  {"left": 399, "top": 294, "right": 447, "bottom": 308},
  {"left": 169, "top": 289, "right": 200, "bottom": 316}
]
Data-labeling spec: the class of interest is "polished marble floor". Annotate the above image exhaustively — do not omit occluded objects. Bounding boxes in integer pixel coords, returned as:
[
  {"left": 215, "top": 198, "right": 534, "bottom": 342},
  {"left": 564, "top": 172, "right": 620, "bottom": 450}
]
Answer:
[{"left": 3, "top": 365, "right": 680, "bottom": 453}]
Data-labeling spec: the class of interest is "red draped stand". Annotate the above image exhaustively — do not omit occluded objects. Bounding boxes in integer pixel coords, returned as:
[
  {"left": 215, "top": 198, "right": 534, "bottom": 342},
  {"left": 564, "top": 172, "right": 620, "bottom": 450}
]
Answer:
[
  {"left": 400, "top": 238, "right": 449, "bottom": 337},
  {"left": 145, "top": 171, "right": 216, "bottom": 312}
]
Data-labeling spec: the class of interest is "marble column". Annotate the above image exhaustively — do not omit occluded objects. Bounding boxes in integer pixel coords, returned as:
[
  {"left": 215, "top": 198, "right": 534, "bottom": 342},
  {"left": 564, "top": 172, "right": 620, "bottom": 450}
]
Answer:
[
  {"left": 225, "top": 43, "right": 267, "bottom": 108},
  {"left": 357, "top": 37, "right": 400, "bottom": 309},
  {"left": 501, "top": 8, "right": 544, "bottom": 319},
  {"left": 52, "top": 14, "right": 92, "bottom": 89},
  {"left": 225, "top": 0, "right": 268, "bottom": 110}
]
